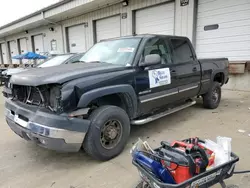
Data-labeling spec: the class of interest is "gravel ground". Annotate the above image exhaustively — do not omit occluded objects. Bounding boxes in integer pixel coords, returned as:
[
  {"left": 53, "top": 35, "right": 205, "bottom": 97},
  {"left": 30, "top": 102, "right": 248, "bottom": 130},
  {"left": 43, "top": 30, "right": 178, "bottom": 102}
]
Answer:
[{"left": 0, "top": 89, "right": 250, "bottom": 188}]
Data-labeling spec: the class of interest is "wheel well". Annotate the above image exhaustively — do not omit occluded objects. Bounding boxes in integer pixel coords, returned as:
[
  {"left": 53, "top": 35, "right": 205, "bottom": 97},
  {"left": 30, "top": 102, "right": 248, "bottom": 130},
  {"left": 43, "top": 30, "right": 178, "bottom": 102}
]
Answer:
[
  {"left": 88, "top": 93, "right": 134, "bottom": 119},
  {"left": 214, "top": 73, "right": 224, "bottom": 85}
]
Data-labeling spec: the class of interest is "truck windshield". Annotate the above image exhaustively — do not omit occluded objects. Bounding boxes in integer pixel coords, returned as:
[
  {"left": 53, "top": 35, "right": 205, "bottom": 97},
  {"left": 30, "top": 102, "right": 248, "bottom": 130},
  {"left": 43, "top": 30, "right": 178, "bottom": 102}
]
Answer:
[
  {"left": 37, "top": 54, "right": 73, "bottom": 68},
  {"left": 80, "top": 38, "right": 141, "bottom": 66}
]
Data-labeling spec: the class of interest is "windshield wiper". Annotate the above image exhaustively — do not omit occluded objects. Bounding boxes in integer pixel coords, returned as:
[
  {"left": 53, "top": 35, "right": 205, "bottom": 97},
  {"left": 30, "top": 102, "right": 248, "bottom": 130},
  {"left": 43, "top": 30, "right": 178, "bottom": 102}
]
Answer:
[
  {"left": 82, "top": 61, "right": 107, "bottom": 64},
  {"left": 90, "top": 61, "right": 103, "bottom": 63}
]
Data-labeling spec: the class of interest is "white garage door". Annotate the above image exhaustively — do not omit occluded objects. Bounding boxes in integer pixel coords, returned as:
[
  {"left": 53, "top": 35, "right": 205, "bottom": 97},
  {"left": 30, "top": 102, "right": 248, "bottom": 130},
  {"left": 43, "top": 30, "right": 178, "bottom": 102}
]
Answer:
[
  {"left": 196, "top": 0, "right": 250, "bottom": 61},
  {"left": 9, "top": 41, "right": 19, "bottom": 64},
  {"left": 68, "top": 24, "right": 86, "bottom": 53},
  {"left": 135, "top": 3, "right": 175, "bottom": 35},
  {"left": 19, "top": 38, "right": 28, "bottom": 54},
  {"left": 96, "top": 15, "right": 121, "bottom": 42},
  {"left": 33, "top": 34, "right": 44, "bottom": 54},
  {"left": 19, "top": 38, "right": 28, "bottom": 64},
  {"left": 0, "top": 43, "right": 8, "bottom": 64}
]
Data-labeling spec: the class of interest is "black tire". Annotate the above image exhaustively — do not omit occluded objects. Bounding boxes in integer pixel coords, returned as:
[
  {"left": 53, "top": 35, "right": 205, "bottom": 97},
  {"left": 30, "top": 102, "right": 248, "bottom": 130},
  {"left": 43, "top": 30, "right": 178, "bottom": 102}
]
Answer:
[
  {"left": 83, "top": 105, "right": 130, "bottom": 161},
  {"left": 203, "top": 81, "right": 221, "bottom": 109}
]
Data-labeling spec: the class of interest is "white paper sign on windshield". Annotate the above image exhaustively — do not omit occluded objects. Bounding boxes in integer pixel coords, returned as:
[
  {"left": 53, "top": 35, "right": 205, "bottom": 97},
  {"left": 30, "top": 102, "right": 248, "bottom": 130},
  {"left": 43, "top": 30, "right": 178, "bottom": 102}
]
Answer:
[{"left": 117, "top": 47, "right": 135, "bottom": 53}]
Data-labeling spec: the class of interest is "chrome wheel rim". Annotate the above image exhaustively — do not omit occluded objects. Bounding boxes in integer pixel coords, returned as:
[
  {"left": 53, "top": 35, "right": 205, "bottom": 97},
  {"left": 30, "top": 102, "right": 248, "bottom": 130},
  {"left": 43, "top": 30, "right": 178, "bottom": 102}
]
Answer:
[
  {"left": 100, "top": 119, "right": 122, "bottom": 149},
  {"left": 212, "top": 88, "right": 219, "bottom": 103}
]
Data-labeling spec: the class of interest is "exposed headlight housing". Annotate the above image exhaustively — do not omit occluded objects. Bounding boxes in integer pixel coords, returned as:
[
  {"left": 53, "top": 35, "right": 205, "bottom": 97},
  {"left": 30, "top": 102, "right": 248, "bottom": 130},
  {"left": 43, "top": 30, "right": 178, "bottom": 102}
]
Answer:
[
  {"left": 2, "top": 70, "right": 7, "bottom": 75},
  {"left": 49, "top": 85, "right": 62, "bottom": 113}
]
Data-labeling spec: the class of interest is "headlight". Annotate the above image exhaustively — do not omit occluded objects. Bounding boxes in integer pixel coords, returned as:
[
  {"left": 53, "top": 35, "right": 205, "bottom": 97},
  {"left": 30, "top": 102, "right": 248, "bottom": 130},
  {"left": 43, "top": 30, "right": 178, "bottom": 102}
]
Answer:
[
  {"left": 49, "top": 85, "right": 62, "bottom": 112},
  {"left": 2, "top": 70, "right": 7, "bottom": 75}
]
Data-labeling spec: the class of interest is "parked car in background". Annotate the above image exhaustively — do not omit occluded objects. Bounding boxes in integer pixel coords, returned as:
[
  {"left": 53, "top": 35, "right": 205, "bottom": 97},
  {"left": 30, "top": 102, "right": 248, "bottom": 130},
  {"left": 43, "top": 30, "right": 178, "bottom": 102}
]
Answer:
[
  {"left": 4, "top": 35, "right": 229, "bottom": 161},
  {"left": 2, "top": 53, "right": 84, "bottom": 97}
]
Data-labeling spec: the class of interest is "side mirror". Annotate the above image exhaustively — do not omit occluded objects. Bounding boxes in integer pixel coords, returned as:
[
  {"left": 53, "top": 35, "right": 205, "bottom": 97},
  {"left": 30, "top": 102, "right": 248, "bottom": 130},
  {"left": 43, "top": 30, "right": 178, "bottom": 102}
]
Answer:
[{"left": 140, "top": 54, "right": 161, "bottom": 67}]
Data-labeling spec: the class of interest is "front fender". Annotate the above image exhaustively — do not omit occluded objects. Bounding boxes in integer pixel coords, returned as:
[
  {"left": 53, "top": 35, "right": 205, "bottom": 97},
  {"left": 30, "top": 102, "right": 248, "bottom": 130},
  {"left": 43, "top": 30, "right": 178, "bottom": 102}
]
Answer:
[{"left": 77, "top": 84, "right": 138, "bottom": 118}]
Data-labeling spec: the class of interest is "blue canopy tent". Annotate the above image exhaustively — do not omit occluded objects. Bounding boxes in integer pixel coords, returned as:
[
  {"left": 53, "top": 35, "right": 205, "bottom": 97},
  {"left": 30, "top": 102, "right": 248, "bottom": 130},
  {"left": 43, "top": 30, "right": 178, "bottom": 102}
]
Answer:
[{"left": 12, "top": 52, "right": 47, "bottom": 60}]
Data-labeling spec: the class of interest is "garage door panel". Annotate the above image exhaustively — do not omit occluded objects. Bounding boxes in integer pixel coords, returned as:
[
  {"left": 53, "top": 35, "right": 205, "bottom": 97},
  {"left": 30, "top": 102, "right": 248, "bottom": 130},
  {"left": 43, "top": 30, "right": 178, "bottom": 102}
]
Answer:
[
  {"left": 198, "top": 0, "right": 248, "bottom": 12},
  {"left": 68, "top": 24, "right": 86, "bottom": 53},
  {"left": 198, "top": 4, "right": 250, "bottom": 19},
  {"left": 136, "top": 11, "right": 175, "bottom": 20},
  {"left": 1, "top": 43, "right": 8, "bottom": 64},
  {"left": 197, "top": 25, "right": 250, "bottom": 39},
  {"left": 19, "top": 38, "right": 28, "bottom": 54},
  {"left": 197, "top": 34, "right": 250, "bottom": 45},
  {"left": 198, "top": 0, "right": 216, "bottom": 5},
  {"left": 136, "top": 7, "right": 174, "bottom": 20},
  {"left": 96, "top": 15, "right": 121, "bottom": 42},
  {"left": 19, "top": 38, "right": 28, "bottom": 64},
  {"left": 135, "top": 3, "right": 174, "bottom": 35},
  {"left": 196, "top": 42, "right": 250, "bottom": 53},
  {"left": 98, "top": 30, "right": 120, "bottom": 36},
  {"left": 196, "top": 0, "right": 250, "bottom": 60},
  {"left": 198, "top": 51, "right": 250, "bottom": 60},
  {"left": 197, "top": 19, "right": 250, "bottom": 32},
  {"left": 197, "top": 10, "right": 250, "bottom": 26},
  {"left": 96, "top": 18, "right": 120, "bottom": 28},
  {"left": 33, "top": 35, "right": 44, "bottom": 54},
  {"left": 96, "top": 27, "right": 120, "bottom": 33},
  {"left": 9, "top": 41, "right": 19, "bottom": 64},
  {"left": 136, "top": 26, "right": 174, "bottom": 35},
  {"left": 136, "top": 4, "right": 174, "bottom": 17},
  {"left": 137, "top": 20, "right": 174, "bottom": 29}
]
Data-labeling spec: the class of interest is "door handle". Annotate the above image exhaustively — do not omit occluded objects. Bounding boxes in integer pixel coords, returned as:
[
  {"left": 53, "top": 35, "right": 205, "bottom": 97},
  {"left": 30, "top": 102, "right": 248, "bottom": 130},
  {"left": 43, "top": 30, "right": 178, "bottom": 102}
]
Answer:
[
  {"left": 171, "top": 69, "right": 176, "bottom": 73},
  {"left": 193, "top": 67, "right": 197, "bottom": 72}
]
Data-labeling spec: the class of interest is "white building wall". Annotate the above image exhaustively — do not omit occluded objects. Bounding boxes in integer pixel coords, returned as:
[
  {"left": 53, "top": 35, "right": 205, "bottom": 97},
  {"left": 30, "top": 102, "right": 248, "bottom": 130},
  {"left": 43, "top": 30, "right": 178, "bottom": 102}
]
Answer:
[
  {"left": 0, "top": 24, "right": 64, "bottom": 63},
  {"left": 62, "top": 0, "right": 195, "bottom": 51},
  {"left": 175, "top": 0, "right": 196, "bottom": 42},
  {"left": 0, "top": 0, "right": 195, "bottom": 62}
]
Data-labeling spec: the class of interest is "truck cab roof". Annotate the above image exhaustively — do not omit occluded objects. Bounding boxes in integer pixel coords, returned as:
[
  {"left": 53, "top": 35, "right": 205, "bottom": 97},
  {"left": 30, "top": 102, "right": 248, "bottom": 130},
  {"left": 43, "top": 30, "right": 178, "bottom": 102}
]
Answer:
[{"left": 100, "top": 34, "right": 189, "bottom": 42}]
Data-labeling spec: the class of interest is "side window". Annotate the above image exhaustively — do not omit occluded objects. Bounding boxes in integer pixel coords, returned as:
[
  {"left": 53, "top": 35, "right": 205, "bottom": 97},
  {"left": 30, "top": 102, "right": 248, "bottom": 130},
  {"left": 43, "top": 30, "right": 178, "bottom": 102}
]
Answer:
[
  {"left": 143, "top": 38, "right": 171, "bottom": 64},
  {"left": 170, "top": 39, "right": 194, "bottom": 64}
]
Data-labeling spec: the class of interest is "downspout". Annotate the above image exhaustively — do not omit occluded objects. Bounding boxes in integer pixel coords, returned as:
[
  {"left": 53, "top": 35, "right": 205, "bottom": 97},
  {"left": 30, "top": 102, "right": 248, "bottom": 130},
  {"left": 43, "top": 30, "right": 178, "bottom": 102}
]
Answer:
[{"left": 41, "top": 11, "right": 65, "bottom": 53}]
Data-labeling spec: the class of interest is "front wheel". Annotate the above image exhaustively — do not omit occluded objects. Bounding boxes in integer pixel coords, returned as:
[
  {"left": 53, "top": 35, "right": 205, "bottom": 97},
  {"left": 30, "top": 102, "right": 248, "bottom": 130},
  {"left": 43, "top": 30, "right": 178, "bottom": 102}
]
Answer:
[
  {"left": 203, "top": 81, "right": 221, "bottom": 109},
  {"left": 83, "top": 105, "right": 130, "bottom": 161}
]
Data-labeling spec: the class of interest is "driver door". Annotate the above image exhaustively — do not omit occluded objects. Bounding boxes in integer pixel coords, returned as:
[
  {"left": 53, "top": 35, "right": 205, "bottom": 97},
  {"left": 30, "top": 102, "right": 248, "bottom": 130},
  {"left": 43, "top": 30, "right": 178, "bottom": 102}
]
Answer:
[{"left": 135, "top": 37, "right": 178, "bottom": 115}]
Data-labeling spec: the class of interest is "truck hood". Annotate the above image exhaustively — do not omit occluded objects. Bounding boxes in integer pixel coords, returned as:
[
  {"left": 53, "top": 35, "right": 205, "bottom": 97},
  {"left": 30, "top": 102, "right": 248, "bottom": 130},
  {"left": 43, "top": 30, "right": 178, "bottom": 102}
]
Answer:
[
  {"left": 2, "top": 67, "right": 28, "bottom": 76},
  {"left": 10, "top": 63, "right": 128, "bottom": 86}
]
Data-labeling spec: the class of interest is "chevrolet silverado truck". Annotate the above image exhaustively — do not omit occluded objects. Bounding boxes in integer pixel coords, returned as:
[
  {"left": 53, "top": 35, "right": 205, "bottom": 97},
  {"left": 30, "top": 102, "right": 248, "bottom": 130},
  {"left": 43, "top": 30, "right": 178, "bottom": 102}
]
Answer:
[{"left": 5, "top": 35, "right": 229, "bottom": 161}]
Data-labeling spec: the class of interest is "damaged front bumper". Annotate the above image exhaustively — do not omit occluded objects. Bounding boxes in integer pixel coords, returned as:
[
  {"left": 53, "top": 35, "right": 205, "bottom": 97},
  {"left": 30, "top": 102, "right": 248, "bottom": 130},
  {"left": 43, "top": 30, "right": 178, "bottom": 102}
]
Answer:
[{"left": 5, "top": 99, "right": 90, "bottom": 152}]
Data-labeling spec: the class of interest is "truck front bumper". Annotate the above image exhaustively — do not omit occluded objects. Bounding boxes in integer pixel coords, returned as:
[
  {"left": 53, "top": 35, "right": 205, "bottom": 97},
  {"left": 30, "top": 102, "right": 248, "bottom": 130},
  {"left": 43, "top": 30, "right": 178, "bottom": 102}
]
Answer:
[{"left": 5, "top": 99, "right": 90, "bottom": 152}]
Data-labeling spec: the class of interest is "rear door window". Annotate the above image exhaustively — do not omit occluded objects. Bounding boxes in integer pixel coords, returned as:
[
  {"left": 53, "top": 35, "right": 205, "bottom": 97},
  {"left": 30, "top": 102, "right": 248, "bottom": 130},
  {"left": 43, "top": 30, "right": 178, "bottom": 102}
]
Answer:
[{"left": 170, "top": 39, "right": 194, "bottom": 64}]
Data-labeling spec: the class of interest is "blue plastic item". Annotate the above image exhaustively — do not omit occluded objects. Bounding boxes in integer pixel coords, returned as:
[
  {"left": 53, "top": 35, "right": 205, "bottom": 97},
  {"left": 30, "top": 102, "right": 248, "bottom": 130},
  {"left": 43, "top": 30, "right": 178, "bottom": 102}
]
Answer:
[
  {"left": 12, "top": 52, "right": 47, "bottom": 60},
  {"left": 133, "top": 151, "right": 176, "bottom": 184}
]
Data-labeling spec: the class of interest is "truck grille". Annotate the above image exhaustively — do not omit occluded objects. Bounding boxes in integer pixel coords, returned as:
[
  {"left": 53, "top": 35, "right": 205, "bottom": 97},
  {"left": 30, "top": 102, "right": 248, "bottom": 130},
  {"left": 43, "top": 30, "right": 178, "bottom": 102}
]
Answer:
[{"left": 12, "top": 85, "right": 49, "bottom": 107}]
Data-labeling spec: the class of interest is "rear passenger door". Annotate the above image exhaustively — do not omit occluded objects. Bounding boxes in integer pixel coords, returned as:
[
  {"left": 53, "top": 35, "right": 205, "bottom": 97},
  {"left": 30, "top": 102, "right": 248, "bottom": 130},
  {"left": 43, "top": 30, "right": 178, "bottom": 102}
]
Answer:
[
  {"left": 169, "top": 38, "right": 201, "bottom": 99},
  {"left": 136, "top": 37, "right": 178, "bottom": 115}
]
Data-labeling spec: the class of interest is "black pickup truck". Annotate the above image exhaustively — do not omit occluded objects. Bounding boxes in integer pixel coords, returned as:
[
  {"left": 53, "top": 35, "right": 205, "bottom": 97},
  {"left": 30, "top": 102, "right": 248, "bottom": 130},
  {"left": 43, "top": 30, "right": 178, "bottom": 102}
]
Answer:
[{"left": 5, "top": 35, "right": 229, "bottom": 161}]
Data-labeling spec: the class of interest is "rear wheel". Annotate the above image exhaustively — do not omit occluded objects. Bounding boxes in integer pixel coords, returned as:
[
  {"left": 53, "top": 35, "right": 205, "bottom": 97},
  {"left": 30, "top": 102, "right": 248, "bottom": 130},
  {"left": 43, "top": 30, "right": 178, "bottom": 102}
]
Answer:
[
  {"left": 203, "top": 81, "right": 221, "bottom": 109},
  {"left": 83, "top": 105, "right": 130, "bottom": 161}
]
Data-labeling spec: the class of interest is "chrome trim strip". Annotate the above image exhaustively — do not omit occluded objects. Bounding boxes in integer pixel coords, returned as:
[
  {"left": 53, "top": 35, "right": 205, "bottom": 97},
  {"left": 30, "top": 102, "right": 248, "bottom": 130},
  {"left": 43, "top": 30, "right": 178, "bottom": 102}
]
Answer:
[
  {"left": 201, "top": 79, "right": 210, "bottom": 83},
  {"left": 140, "top": 91, "right": 178, "bottom": 103},
  {"left": 131, "top": 100, "right": 196, "bottom": 125},
  {"left": 5, "top": 109, "right": 85, "bottom": 144},
  {"left": 179, "top": 85, "right": 198, "bottom": 93}
]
